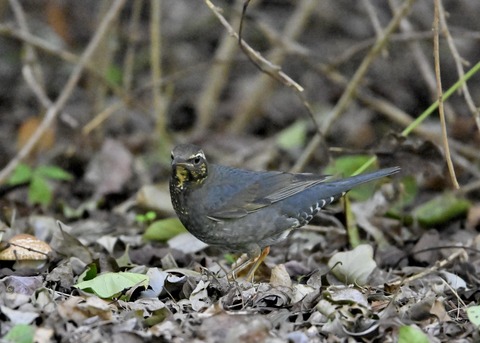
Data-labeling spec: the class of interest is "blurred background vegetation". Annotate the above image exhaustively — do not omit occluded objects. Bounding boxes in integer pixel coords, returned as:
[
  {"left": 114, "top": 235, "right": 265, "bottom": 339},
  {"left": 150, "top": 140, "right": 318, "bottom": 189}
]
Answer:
[{"left": 0, "top": 0, "right": 479, "bottom": 199}]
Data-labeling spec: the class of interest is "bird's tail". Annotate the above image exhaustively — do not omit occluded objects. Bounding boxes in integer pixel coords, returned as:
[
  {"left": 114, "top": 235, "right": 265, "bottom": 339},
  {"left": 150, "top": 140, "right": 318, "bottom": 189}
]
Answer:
[{"left": 322, "top": 166, "right": 400, "bottom": 195}]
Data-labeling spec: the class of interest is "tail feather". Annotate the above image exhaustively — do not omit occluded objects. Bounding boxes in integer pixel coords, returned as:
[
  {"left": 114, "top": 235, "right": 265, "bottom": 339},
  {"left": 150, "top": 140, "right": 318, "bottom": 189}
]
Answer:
[{"left": 323, "top": 166, "right": 400, "bottom": 195}]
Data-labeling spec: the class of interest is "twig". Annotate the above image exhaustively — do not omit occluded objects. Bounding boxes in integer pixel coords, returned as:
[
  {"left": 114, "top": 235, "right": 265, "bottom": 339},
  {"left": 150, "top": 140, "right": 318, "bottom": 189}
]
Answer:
[
  {"left": 150, "top": 0, "right": 170, "bottom": 143},
  {"left": 307, "top": 55, "right": 480, "bottom": 166},
  {"left": 195, "top": 0, "right": 244, "bottom": 135},
  {"left": 82, "top": 102, "right": 124, "bottom": 136},
  {"left": 204, "top": 0, "right": 327, "bottom": 158},
  {"left": 392, "top": 0, "right": 456, "bottom": 123},
  {"left": 321, "top": 64, "right": 480, "bottom": 178},
  {"left": 401, "top": 248, "right": 465, "bottom": 285},
  {"left": 203, "top": 0, "right": 304, "bottom": 93},
  {"left": 22, "top": 58, "right": 52, "bottom": 109},
  {"left": 438, "top": 1, "right": 480, "bottom": 132},
  {"left": 361, "top": 0, "right": 388, "bottom": 58},
  {"left": 329, "top": 31, "right": 433, "bottom": 70},
  {"left": 237, "top": 0, "right": 326, "bottom": 154},
  {"left": 402, "top": 60, "right": 480, "bottom": 136},
  {"left": 0, "top": 24, "right": 132, "bottom": 110},
  {"left": 216, "top": 0, "right": 311, "bottom": 133},
  {"left": 359, "top": 92, "right": 480, "bottom": 164},
  {"left": 123, "top": 0, "right": 143, "bottom": 92},
  {"left": 394, "top": 1, "right": 435, "bottom": 99},
  {"left": 9, "top": 0, "right": 48, "bottom": 108},
  {"left": 291, "top": 0, "right": 415, "bottom": 173},
  {"left": 89, "top": 2, "right": 119, "bottom": 117},
  {"left": 0, "top": 0, "right": 127, "bottom": 184},
  {"left": 0, "top": 23, "right": 77, "bottom": 63},
  {"left": 459, "top": 178, "right": 480, "bottom": 195},
  {"left": 440, "top": 277, "right": 467, "bottom": 310},
  {"left": 433, "top": 0, "right": 459, "bottom": 189},
  {"left": 83, "top": 62, "right": 212, "bottom": 136}
]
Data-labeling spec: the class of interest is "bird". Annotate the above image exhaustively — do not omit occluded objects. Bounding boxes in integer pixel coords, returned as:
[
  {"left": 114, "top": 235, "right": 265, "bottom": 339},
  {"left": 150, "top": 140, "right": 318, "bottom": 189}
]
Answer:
[{"left": 169, "top": 144, "right": 400, "bottom": 279}]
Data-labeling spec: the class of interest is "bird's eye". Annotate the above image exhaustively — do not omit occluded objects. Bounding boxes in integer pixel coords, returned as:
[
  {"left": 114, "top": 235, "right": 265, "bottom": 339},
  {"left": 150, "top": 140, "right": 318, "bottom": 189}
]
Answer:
[
  {"left": 194, "top": 156, "right": 201, "bottom": 164},
  {"left": 170, "top": 152, "right": 174, "bottom": 160}
]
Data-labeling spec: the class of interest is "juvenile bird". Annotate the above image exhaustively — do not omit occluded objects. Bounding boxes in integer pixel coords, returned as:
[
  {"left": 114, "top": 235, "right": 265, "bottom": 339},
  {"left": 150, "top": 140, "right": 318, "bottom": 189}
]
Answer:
[{"left": 169, "top": 144, "right": 400, "bottom": 279}]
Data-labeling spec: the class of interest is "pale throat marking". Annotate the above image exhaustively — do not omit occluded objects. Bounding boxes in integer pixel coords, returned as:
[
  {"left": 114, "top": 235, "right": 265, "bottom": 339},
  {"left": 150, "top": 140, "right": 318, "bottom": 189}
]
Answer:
[{"left": 175, "top": 166, "right": 189, "bottom": 189}]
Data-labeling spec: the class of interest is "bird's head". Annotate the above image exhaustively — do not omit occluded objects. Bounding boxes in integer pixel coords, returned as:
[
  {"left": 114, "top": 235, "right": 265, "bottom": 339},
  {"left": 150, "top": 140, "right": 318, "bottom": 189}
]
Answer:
[{"left": 170, "top": 144, "right": 208, "bottom": 190}]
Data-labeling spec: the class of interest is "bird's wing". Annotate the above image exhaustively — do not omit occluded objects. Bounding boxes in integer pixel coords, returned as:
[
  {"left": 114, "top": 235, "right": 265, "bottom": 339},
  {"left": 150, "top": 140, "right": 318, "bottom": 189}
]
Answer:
[{"left": 206, "top": 172, "right": 329, "bottom": 220}]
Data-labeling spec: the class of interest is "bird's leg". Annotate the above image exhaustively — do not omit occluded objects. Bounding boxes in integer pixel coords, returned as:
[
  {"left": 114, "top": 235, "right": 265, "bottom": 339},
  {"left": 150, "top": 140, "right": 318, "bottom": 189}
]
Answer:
[
  {"left": 227, "top": 246, "right": 271, "bottom": 281},
  {"left": 227, "top": 253, "right": 251, "bottom": 280},
  {"left": 245, "top": 246, "right": 270, "bottom": 282}
]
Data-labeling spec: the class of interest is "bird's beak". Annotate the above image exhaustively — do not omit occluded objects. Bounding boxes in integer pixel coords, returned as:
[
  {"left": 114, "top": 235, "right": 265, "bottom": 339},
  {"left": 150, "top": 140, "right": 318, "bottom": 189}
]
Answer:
[{"left": 172, "top": 160, "right": 191, "bottom": 171}]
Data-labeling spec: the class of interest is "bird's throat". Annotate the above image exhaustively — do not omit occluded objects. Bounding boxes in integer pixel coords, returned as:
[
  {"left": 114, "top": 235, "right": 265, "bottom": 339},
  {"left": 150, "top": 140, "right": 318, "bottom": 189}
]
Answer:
[{"left": 175, "top": 166, "right": 189, "bottom": 189}]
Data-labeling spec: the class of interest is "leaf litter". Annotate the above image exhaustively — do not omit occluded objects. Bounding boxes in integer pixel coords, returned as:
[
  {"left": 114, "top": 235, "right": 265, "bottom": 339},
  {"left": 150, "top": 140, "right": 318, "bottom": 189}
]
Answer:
[{"left": 1, "top": 1, "right": 480, "bottom": 342}]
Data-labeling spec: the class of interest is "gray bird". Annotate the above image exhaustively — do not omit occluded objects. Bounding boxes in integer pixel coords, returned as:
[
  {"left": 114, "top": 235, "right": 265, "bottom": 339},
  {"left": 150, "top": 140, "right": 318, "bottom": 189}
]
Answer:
[{"left": 169, "top": 144, "right": 400, "bottom": 278}]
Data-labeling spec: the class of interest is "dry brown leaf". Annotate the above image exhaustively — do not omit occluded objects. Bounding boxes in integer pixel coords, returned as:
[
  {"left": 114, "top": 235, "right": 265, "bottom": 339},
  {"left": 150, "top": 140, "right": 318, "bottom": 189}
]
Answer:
[{"left": 17, "top": 117, "right": 56, "bottom": 159}]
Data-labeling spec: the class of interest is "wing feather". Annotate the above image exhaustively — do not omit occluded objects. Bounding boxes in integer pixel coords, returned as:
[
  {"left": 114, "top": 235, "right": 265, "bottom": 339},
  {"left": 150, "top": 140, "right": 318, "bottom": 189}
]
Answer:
[{"left": 207, "top": 172, "right": 329, "bottom": 220}]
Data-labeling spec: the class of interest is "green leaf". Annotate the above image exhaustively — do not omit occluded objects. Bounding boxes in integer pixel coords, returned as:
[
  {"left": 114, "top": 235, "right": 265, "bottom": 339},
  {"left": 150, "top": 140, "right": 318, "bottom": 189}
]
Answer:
[
  {"left": 145, "top": 211, "right": 157, "bottom": 221},
  {"left": 387, "top": 176, "right": 417, "bottom": 222},
  {"left": 324, "top": 156, "right": 380, "bottom": 201},
  {"left": 105, "top": 65, "right": 122, "bottom": 86},
  {"left": 397, "top": 176, "right": 418, "bottom": 206},
  {"left": 467, "top": 305, "right": 480, "bottom": 327},
  {"left": 28, "top": 176, "right": 52, "bottom": 206},
  {"left": 324, "top": 155, "right": 373, "bottom": 176},
  {"left": 224, "top": 253, "right": 236, "bottom": 264},
  {"left": 4, "top": 324, "right": 35, "bottom": 343},
  {"left": 35, "top": 165, "right": 73, "bottom": 181},
  {"left": 398, "top": 325, "right": 429, "bottom": 343},
  {"left": 276, "top": 120, "right": 307, "bottom": 150},
  {"left": 74, "top": 272, "right": 149, "bottom": 299},
  {"left": 77, "top": 263, "right": 98, "bottom": 283},
  {"left": 143, "top": 218, "right": 187, "bottom": 242},
  {"left": 413, "top": 193, "right": 470, "bottom": 227},
  {"left": 135, "top": 211, "right": 157, "bottom": 224},
  {"left": 8, "top": 163, "right": 33, "bottom": 185}
]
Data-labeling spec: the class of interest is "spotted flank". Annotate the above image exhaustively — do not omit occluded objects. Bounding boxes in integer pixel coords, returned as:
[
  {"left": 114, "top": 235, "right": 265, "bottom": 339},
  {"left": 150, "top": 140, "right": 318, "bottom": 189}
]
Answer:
[{"left": 296, "top": 191, "right": 346, "bottom": 226}]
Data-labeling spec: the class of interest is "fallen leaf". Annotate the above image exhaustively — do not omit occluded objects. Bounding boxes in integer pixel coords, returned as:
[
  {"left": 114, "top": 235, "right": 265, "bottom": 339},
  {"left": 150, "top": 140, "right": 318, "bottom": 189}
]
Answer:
[
  {"left": 328, "top": 244, "right": 377, "bottom": 286},
  {"left": 74, "top": 272, "right": 149, "bottom": 299},
  {"left": 143, "top": 218, "right": 187, "bottom": 242},
  {"left": 84, "top": 139, "right": 133, "bottom": 195},
  {"left": 270, "top": 264, "right": 291, "bottom": 288}
]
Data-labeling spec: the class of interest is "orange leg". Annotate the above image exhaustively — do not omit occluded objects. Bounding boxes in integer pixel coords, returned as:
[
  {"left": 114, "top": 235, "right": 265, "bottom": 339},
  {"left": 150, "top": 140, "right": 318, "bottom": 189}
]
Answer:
[
  {"left": 245, "top": 246, "right": 270, "bottom": 281},
  {"left": 229, "top": 253, "right": 250, "bottom": 279},
  {"left": 228, "top": 246, "right": 271, "bottom": 281}
]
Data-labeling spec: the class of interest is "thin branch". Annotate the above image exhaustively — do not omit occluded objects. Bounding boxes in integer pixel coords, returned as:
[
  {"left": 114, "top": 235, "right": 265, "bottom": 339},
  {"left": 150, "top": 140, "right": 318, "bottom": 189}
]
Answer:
[
  {"left": 438, "top": 1, "right": 480, "bottom": 132},
  {"left": 88, "top": 2, "right": 119, "bottom": 117},
  {"left": 433, "top": 0, "right": 459, "bottom": 189},
  {"left": 204, "top": 0, "right": 311, "bottom": 133},
  {"left": 400, "top": 248, "right": 465, "bottom": 285},
  {"left": 123, "top": 0, "right": 143, "bottom": 92},
  {"left": 0, "top": 24, "right": 131, "bottom": 110},
  {"left": 401, "top": 60, "right": 480, "bottom": 136},
  {"left": 361, "top": 0, "right": 388, "bottom": 59},
  {"left": 306, "top": 50, "right": 480, "bottom": 166},
  {"left": 291, "top": 0, "right": 415, "bottom": 172},
  {"left": 0, "top": 0, "right": 127, "bottom": 184},
  {"left": 150, "top": 0, "right": 170, "bottom": 143},
  {"left": 203, "top": 0, "right": 304, "bottom": 93},
  {"left": 228, "top": 0, "right": 313, "bottom": 134},
  {"left": 329, "top": 31, "right": 433, "bottom": 69},
  {"left": 194, "top": 0, "right": 244, "bottom": 135},
  {"left": 9, "top": 0, "right": 49, "bottom": 108},
  {"left": 204, "top": 0, "right": 327, "bottom": 157}
]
